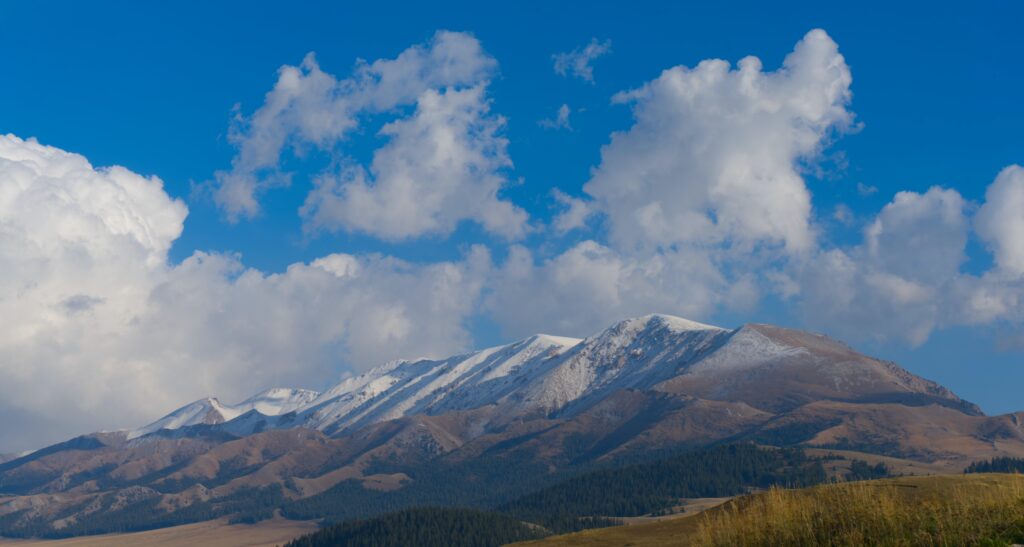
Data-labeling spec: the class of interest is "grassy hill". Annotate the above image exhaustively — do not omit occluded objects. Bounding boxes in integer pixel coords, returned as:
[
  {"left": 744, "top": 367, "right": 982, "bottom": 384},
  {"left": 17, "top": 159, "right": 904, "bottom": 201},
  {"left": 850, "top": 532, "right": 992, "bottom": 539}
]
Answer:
[{"left": 514, "top": 473, "right": 1024, "bottom": 546}]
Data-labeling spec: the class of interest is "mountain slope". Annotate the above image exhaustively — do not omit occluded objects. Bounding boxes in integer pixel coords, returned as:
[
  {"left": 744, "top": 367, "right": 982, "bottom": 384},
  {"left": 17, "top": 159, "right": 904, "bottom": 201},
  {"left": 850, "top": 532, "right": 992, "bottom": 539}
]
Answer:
[
  {"left": 658, "top": 323, "right": 980, "bottom": 414},
  {"left": 2, "top": 313, "right": 1022, "bottom": 539}
]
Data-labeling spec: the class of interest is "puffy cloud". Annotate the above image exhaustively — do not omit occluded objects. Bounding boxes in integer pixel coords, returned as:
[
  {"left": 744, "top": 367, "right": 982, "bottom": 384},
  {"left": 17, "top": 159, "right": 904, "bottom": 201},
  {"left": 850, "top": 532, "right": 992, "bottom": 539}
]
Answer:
[
  {"left": 539, "top": 103, "right": 572, "bottom": 130},
  {"left": 487, "top": 29, "right": 853, "bottom": 338},
  {"left": 584, "top": 28, "right": 853, "bottom": 254},
  {"left": 797, "top": 181, "right": 1024, "bottom": 346},
  {"left": 0, "top": 135, "right": 487, "bottom": 450},
  {"left": 553, "top": 38, "right": 612, "bottom": 83},
  {"left": 300, "top": 85, "right": 527, "bottom": 240},
  {"left": 976, "top": 165, "right": 1024, "bottom": 276},
  {"left": 213, "top": 30, "right": 499, "bottom": 222},
  {"left": 798, "top": 188, "right": 970, "bottom": 345},
  {"left": 864, "top": 188, "right": 969, "bottom": 285}
]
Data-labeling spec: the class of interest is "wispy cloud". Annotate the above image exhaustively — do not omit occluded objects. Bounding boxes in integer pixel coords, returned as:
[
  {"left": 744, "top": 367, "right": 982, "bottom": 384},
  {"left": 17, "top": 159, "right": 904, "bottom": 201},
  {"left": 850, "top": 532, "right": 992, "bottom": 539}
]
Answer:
[
  {"left": 552, "top": 38, "right": 611, "bottom": 83},
  {"left": 539, "top": 103, "right": 572, "bottom": 130},
  {"left": 857, "top": 181, "right": 879, "bottom": 196}
]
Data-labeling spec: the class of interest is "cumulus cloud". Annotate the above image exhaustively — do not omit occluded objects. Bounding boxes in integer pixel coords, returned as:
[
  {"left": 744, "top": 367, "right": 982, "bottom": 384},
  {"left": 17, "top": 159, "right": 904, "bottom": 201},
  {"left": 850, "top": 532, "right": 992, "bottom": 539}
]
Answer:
[
  {"left": 976, "top": 165, "right": 1024, "bottom": 276},
  {"left": 798, "top": 176, "right": 1024, "bottom": 346},
  {"left": 798, "top": 187, "right": 970, "bottom": 345},
  {"left": 539, "top": 103, "right": 572, "bottom": 130},
  {"left": 553, "top": 38, "right": 611, "bottom": 83},
  {"left": 585, "top": 28, "right": 853, "bottom": 253},
  {"left": 488, "top": 29, "right": 854, "bottom": 337},
  {"left": 300, "top": 85, "right": 527, "bottom": 240},
  {"left": 212, "top": 30, "right": 514, "bottom": 234},
  {"left": 0, "top": 135, "right": 488, "bottom": 450}
]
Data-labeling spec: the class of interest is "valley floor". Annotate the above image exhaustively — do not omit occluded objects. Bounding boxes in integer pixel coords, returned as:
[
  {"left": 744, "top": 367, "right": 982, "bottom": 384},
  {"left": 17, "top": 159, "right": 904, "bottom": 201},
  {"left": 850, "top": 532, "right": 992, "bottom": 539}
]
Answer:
[{"left": 0, "top": 517, "right": 317, "bottom": 547}]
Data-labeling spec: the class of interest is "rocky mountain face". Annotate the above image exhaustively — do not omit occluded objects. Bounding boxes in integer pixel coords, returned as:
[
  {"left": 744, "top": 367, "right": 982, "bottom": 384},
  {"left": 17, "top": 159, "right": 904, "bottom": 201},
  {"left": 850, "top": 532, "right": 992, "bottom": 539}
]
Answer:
[{"left": 1, "top": 314, "right": 1022, "bottom": 537}]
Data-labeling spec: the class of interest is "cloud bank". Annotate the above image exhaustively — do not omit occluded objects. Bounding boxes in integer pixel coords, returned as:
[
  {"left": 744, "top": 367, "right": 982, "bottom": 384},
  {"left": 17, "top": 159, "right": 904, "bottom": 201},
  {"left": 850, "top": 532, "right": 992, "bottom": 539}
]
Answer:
[{"left": 0, "top": 134, "right": 488, "bottom": 449}]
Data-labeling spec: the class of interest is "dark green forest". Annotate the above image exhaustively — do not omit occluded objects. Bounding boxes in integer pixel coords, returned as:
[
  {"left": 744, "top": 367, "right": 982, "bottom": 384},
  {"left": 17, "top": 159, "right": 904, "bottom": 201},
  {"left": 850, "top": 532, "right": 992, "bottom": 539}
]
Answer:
[
  {"left": 500, "top": 444, "right": 826, "bottom": 532},
  {"left": 283, "top": 507, "right": 545, "bottom": 547},
  {"left": 283, "top": 444, "right": 835, "bottom": 545},
  {"left": 844, "top": 460, "right": 889, "bottom": 481},
  {"left": 965, "top": 456, "right": 1024, "bottom": 474}
]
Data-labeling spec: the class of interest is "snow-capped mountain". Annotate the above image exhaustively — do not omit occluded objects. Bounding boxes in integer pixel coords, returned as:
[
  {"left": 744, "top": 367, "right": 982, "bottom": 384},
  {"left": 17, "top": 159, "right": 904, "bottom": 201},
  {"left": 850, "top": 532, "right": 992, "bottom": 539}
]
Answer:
[
  {"left": 136, "top": 314, "right": 727, "bottom": 437},
  {"left": 299, "top": 332, "right": 582, "bottom": 434},
  {"left": 5, "top": 312, "right": 1020, "bottom": 539},
  {"left": 134, "top": 332, "right": 585, "bottom": 437},
  {"left": 135, "top": 313, "right": 975, "bottom": 441},
  {"left": 130, "top": 387, "right": 319, "bottom": 439}
]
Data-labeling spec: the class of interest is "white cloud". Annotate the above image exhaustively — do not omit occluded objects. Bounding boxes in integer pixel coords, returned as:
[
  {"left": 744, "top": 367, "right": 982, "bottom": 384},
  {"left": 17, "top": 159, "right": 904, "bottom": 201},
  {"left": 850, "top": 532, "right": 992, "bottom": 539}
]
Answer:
[
  {"left": 551, "top": 189, "right": 591, "bottom": 234},
  {"left": 300, "top": 85, "right": 528, "bottom": 240},
  {"left": 796, "top": 177, "right": 1024, "bottom": 346},
  {"left": 213, "top": 30, "right": 499, "bottom": 222},
  {"left": 976, "top": 165, "right": 1024, "bottom": 276},
  {"left": 539, "top": 103, "right": 572, "bottom": 130},
  {"left": 553, "top": 38, "right": 611, "bottom": 83},
  {"left": 798, "top": 187, "right": 970, "bottom": 345},
  {"left": 0, "top": 135, "right": 488, "bottom": 450},
  {"left": 865, "top": 187, "right": 969, "bottom": 285},
  {"left": 583, "top": 28, "right": 853, "bottom": 254},
  {"left": 487, "top": 29, "right": 853, "bottom": 338}
]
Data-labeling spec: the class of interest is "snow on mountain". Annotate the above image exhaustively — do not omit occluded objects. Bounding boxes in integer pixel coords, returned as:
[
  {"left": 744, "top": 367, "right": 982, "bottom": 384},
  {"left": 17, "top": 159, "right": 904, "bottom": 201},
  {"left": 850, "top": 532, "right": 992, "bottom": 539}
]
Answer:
[
  {"left": 132, "top": 314, "right": 731, "bottom": 439},
  {"left": 241, "top": 387, "right": 321, "bottom": 416},
  {"left": 686, "top": 324, "right": 809, "bottom": 375},
  {"left": 230, "top": 314, "right": 725, "bottom": 435},
  {"left": 510, "top": 314, "right": 728, "bottom": 414},
  {"left": 126, "top": 313, "right": 982, "bottom": 445},
  {"left": 130, "top": 388, "right": 319, "bottom": 439},
  {"left": 300, "top": 333, "right": 583, "bottom": 434}
]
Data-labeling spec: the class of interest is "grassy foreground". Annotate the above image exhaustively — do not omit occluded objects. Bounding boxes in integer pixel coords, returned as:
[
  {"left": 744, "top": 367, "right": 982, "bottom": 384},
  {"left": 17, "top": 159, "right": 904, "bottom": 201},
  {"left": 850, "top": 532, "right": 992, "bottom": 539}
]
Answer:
[
  {"left": 514, "top": 473, "right": 1024, "bottom": 547},
  {"left": 696, "top": 474, "right": 1024, "bottom": 546}
]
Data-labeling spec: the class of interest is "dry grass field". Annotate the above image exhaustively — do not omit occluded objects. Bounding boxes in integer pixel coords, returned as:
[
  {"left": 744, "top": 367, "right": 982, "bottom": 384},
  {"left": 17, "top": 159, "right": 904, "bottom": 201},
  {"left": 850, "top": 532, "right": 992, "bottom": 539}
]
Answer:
[
  {"left": 515, "top": 473, "right": 1024, "bottom": 546},
  {"left": 0, "top": 517, "right": 317, "bottom": 547}
]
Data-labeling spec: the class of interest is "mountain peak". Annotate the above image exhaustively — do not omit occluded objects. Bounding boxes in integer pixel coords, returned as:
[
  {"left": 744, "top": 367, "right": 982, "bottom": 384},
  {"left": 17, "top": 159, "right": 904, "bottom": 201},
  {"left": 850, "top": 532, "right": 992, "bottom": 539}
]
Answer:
[
  {"left": 524, "top": 333, "right": 583, "bottom": 349},
  {"left": 131, "top": 388, "right": 320, "bottom": 439},
  {"left": 612, "top": 314, "right": 723, "bottom": 334}
]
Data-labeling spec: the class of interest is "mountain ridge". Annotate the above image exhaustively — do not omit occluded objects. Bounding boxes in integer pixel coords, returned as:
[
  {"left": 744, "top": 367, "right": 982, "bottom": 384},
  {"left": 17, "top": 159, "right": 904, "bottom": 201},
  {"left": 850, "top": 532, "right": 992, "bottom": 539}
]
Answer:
[
  {"left": 1, "top": 313, "right": 1020, "bottom": 539},
  {"left": 130, "top": 314, "right": 978, "bottom": 441}
]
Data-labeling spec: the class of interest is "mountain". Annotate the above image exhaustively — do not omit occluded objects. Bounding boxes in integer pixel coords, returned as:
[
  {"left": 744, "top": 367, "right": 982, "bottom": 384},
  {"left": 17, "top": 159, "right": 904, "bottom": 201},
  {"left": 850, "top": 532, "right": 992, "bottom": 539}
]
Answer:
[
  {"left": 133, "top": 314, "right": 982, "bottom": 443},
  {"left": 129, "top": 388, "right": 320, "bottom": 439},
  {"left": 1, "top": 314, "right": 1022, "bottom": 538}
]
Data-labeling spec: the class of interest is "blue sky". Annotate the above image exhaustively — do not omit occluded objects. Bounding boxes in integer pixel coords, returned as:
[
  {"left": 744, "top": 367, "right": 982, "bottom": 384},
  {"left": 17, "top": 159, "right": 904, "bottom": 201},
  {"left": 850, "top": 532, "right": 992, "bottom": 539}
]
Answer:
[{"left": 0, "top": 1, "right": 1022, "bottom": 449}]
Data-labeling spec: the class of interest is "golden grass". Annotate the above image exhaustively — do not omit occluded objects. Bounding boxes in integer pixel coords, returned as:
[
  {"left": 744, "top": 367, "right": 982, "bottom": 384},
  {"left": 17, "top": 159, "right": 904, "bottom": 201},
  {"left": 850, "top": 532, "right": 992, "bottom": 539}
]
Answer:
[
  {"left": 514, "top": 474, "right": 1024, "bottom": 547},
  {"left": 695, "top": 474, "right": 1024, "bottom": 547}
]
